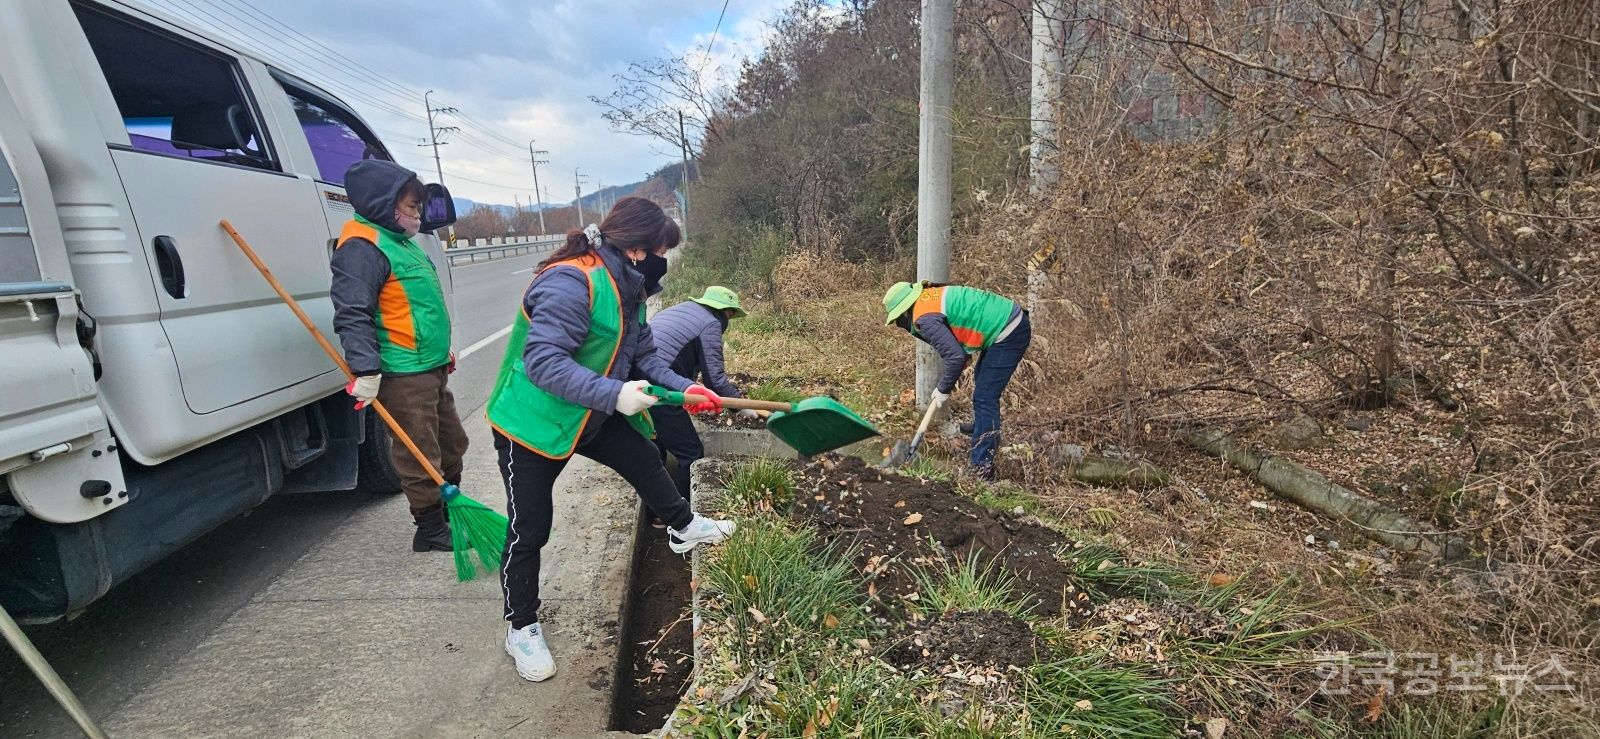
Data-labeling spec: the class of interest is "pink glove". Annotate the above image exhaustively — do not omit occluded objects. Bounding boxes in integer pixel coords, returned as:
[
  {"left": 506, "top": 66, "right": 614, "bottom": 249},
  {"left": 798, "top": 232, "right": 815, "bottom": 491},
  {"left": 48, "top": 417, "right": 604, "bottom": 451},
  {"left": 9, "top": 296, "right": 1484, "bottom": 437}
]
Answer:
[{"left": 684, "top": 384, "right": 723, "bottom": 414}]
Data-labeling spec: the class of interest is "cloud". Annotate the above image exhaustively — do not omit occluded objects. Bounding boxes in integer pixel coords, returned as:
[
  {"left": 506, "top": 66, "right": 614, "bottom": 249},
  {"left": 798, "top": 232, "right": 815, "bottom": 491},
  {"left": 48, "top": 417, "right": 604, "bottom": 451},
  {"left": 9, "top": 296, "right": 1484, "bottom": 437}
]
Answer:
[{"left": 140, "top": 0, "right": 791, "bottom": 204}]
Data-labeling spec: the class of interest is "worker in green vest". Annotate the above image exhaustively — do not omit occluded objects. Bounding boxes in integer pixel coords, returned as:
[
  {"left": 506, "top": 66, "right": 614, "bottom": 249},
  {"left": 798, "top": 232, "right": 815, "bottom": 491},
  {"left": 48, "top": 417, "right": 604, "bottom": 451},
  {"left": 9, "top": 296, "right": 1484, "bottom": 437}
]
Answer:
[
  {"left": 486, "top": 197, "right": 735, "bottom": 683},
  {"left": 330, "top": 160, "right": 465, "bottom": 553},
  {"left": 883, "top": 280, "right": 1032, "bottom": 480}
]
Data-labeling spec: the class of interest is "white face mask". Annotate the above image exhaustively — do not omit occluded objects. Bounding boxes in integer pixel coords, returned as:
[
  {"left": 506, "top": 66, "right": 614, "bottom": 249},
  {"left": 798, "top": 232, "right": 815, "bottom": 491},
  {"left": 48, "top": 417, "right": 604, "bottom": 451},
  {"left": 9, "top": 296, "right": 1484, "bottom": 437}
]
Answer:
[{"left": 395, "top": 210, "right": 421, "bottom": 238}]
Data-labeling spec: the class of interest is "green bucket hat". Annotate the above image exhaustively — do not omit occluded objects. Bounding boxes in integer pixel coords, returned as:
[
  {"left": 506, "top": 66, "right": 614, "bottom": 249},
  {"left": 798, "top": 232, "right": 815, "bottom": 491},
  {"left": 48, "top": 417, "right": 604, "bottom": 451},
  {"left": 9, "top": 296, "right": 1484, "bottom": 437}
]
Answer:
[
  {"left": 882, "top": 281, "right": 923, "bottom": 325},
  {"left": 692, "top": 286, "right": 746, "bottom": 318}
]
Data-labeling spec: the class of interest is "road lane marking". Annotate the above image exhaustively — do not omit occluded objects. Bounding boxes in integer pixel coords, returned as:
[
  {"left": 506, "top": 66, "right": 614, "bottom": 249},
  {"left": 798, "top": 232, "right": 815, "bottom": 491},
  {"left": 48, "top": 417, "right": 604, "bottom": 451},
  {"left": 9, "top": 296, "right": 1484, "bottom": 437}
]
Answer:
[
  {"left": 512, "top": 267, "right": 534, "bottom": 274},
  {"left": 458, "top": 325, "right": 513, "bottom": 361}
]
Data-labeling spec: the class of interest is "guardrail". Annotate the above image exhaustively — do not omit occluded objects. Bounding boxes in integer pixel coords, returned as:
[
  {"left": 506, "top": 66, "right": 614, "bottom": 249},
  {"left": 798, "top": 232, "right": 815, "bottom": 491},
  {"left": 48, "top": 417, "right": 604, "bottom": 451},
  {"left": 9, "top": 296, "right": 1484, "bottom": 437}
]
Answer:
[{"left": 445, "top": 235, "right": 564, "bottom": 266}]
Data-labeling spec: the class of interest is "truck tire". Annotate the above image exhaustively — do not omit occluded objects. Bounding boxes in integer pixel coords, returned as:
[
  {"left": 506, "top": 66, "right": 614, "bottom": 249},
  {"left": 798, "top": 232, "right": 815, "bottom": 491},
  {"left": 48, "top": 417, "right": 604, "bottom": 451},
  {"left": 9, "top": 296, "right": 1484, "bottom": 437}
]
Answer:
[{"left": 355, "top": 409, "right": 403, "bottom": 495}]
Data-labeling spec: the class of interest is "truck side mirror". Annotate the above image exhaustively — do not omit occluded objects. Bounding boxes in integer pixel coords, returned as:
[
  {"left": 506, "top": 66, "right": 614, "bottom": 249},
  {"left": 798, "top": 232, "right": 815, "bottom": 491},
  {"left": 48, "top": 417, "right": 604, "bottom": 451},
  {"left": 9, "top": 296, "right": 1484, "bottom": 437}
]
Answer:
[{"left": 420, "top": 183, "right": 456, "bottom": 232}]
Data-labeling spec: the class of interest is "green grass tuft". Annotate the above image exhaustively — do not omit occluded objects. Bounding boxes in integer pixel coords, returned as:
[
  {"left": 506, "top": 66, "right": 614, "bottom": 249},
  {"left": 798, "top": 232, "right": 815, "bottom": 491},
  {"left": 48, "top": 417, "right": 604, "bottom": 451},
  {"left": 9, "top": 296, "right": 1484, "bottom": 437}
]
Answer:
[
  {"left": 900, "top": 456, "right": 953, "bottom": 481},
  {"left": 723, "top": 457, "right": 796, "bottom": 511},
  {"left": 1024, "top": 652, "right": 1179, "bottom": 738},
  {"left": 1064, "top": 544, "right": 1192, "bottom": 600},
  {"left": 912, "top": 549, "right": 1036, "bottom": 618},
  {"left": 744, "top": 378, "right": 809, "bottom": 404}
]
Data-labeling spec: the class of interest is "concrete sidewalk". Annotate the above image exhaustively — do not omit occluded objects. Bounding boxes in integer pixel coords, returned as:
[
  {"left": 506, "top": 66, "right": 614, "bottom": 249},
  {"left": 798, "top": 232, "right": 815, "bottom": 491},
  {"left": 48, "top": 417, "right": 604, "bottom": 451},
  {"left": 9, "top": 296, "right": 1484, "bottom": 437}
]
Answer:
[{"left": 98, "top": 408, "right": 645, "bottom": 738}]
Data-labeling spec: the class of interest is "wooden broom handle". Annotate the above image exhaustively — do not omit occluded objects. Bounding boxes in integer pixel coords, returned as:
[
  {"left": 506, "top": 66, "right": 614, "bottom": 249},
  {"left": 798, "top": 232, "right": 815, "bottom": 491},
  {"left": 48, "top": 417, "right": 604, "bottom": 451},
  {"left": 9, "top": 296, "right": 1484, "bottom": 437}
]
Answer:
[
  {"left": 220, "top": 219, "right": 446, "bottom": 486},
  {"left": 682, "top": 394, "right": 793, "bottom": 413}
]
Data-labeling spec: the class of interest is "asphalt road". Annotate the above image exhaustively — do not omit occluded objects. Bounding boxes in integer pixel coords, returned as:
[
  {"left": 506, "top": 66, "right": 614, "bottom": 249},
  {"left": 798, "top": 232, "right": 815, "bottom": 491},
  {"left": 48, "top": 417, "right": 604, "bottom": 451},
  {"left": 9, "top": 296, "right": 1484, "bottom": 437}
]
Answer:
[{"left": 0, "top": 252, "right": 546, "bottom": 738}]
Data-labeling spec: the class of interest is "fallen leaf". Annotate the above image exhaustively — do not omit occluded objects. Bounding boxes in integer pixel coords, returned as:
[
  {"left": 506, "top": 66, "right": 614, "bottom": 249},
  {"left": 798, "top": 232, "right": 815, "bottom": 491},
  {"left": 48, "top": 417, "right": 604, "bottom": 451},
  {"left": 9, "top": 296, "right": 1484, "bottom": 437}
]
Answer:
[
  {"left": 748, "top": 607, "right": 768, "bottom": 623},
  {"left": 1362, "top": 686, "right": 1388, "bottom": 723},
  {"left": 743, "top": 574, "right": 759, "bottom": 590},
  {"left": 1074, "top": 699, "right": 1094, "bottom": 712},
  {"left": 1205, "top": 717, "right": 1230, "bottom": 739},
  {"left": 894, "top": 500, "right": 907, "bottom": 508},
  {"left": 903, "top": 512, "right": 924, "bottom": 525},
  {"left": 1097, "top": 559, "right": 1114, "bottom": 571},
  {"left": 802, "top": 717, "right": 818, "bottom": 738},
  {"left": 651, "top": 660, "right": 669, "bottom": 674},
  {"left": 1238, "top": 606, "right": 1254, "bottom": 616},
  {"left": 823, "top": 613, "right": 840, "bottom": 630},
  {"left": 853, "top": 638, "right": 872, "bottom": 651},
  {"left": 819, "top": 696, "right": 840, "bottom": 728},
  {"left": 1208, "top": 573, "right": 1237, "bottom": 587}
]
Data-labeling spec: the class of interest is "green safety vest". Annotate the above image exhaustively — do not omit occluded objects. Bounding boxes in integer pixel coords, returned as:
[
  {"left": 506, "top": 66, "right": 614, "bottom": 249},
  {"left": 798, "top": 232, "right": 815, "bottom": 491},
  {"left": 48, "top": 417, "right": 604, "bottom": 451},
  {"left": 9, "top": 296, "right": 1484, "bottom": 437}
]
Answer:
[
  {"left": 485, "top": 253, "right": 654, "bottom": 459},
  {"left": 910, "top": 285, "right": 1018, "bottom": 352},
  {"left": 336, "top": 215, "right": 452, "bottom": 374}
]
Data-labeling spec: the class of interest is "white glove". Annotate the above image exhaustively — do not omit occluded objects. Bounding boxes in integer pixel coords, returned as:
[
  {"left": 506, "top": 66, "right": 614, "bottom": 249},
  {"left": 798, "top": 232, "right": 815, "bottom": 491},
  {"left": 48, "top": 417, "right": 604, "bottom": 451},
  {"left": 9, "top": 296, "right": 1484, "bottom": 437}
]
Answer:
[
  {"left": 347, "top": 374, "right": 381, "bottom": 409},
  {"left": 736, "top": 409, "right": 762, "bottom": 420},
  {"left": 930, "top": 390, "right": 950, "bottom": 407},
  {"left": 615, "top": 380, "right": 660, "bottom": 416}
]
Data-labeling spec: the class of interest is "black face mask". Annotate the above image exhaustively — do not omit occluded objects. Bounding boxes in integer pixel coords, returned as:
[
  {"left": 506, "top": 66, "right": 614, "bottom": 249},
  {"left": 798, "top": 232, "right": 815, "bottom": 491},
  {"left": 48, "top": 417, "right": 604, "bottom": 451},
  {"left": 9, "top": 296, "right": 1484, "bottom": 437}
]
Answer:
[{"left": 639, "top": 252, "right": 669, "bottom": 293}]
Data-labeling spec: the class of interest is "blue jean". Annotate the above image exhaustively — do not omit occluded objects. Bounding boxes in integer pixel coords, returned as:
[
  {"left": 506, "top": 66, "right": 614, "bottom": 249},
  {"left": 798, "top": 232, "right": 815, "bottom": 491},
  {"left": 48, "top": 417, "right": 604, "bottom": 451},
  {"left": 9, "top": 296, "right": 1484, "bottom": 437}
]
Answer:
[{"left": 970, "top": 313, "right": 1031, "bottom": 477}]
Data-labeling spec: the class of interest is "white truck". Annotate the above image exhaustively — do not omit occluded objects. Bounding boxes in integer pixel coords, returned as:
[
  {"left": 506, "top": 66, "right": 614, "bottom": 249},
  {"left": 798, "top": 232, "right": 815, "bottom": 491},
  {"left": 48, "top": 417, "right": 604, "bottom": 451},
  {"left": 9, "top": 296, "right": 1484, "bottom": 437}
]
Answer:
[{"left": 0, "top": 0, "right": 457, "bottom": 620}]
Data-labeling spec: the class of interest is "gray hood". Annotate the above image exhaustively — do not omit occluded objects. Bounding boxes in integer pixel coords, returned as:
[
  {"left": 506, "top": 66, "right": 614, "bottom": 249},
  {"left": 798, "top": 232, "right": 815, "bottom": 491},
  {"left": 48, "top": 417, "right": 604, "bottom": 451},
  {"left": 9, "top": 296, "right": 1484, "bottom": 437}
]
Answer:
[{"left": 344, "top": 159, "right": 418, "bottom": 234}]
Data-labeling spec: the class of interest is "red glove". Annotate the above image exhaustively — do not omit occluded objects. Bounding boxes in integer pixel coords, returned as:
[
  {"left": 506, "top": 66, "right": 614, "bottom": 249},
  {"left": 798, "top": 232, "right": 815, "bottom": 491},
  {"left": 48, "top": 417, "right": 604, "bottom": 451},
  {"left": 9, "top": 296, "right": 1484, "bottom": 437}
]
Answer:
[{"left": 683, "top": 384, "right": 723, "bottom": 414}]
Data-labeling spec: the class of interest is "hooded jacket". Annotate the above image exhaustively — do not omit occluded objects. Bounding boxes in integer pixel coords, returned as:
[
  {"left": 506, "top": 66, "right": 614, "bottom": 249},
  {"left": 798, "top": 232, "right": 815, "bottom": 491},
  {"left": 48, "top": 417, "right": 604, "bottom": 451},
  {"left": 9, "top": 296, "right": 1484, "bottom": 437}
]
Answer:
[
  {"left": 519, "top": 244, "right": 693, "bottom": 417},
  {"left": 329, "top": 160, "right": 451, "bottom": 375}
]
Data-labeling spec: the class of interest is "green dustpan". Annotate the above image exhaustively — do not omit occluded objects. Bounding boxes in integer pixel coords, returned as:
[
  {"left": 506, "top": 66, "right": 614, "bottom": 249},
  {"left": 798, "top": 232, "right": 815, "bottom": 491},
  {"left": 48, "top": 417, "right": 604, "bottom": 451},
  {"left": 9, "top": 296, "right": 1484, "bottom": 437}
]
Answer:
[{"left": 646, "top": 386, "right": 881, "bottom": 457}]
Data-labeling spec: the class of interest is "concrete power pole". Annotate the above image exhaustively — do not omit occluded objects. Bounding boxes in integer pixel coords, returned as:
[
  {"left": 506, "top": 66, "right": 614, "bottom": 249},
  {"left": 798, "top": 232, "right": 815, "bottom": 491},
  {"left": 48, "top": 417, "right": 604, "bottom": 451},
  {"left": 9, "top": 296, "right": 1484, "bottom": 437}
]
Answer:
[
  {"left": 915, "top": 0, "right": 955, "bottom": 406},
  {"left": 421, "top": 90, "right": 458, "bottom": 186},
  {"left": 574, "top": 168, "right": 587, "bottom": 228},
  {"left": 1030, "top": 0, "right": 1064, "bottom": 195},
  {"left": 528, "top": 141, "right": 549, "bottom": 235},
  {"left": 678, "top": 110, "right": 691, "bottom": 241}
]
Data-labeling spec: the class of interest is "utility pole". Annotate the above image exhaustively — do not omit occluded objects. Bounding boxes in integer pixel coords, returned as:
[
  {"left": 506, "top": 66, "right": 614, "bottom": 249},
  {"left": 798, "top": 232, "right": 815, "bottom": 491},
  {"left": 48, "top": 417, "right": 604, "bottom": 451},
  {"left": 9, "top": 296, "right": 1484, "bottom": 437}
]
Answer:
[
  {"left": 574, "top": 168, "right": 588, "bottom": 228},
  {"left": 1030, "top": 0, "right": 1063, "bottom": 195},
  {"left": 916, "top": 0, "right": 955, "bottom": 406},
  {"left": 527, "top": 141, "right": 549, "bottom": 235},
  {"left": 677, "top": 110, "right": 692, "bottom": 241},
  {"left": 421, "top": 90, "right": 458, "bottom": 186},
  {"left": 597, "top": 180, "right": 606, "bottom": 218}
]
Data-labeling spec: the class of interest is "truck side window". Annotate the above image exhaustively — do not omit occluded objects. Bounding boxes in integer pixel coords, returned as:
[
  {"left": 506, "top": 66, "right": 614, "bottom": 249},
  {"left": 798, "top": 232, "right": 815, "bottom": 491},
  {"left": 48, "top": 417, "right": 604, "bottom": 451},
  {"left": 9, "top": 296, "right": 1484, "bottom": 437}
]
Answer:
[
  {"left": 283, "top": 85, "right": 391, "bottom": 185},
  {"left": 74, "top": 4, "right": 278, "bottom": 172}
]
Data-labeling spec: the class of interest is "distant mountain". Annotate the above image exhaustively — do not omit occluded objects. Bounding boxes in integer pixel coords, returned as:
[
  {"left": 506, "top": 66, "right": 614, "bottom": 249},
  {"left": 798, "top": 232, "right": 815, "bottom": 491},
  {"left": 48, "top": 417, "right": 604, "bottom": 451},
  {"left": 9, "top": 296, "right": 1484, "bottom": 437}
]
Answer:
[
  {"left": 453, "top": 176, "right": 652, "bottom": 218},
  {"left": 452, "top": 197, "right": 562, "bottom": 217}
]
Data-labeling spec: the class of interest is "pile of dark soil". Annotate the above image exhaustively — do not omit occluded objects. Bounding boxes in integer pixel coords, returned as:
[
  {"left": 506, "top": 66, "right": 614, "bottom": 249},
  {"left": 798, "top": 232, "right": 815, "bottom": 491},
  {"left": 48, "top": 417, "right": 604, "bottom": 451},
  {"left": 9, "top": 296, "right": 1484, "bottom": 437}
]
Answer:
[
  {"left": 887, "top": 609, "right": 1046, "bottom": 670},
  {"left": 790, "top": 456, "right": 1084, "bottom": 618},
  {"left": 698, "top": 410, "right": 769, "bottom": 431},
  {"left": 612, "top": 527, "right": 693, "bottom": 733}
]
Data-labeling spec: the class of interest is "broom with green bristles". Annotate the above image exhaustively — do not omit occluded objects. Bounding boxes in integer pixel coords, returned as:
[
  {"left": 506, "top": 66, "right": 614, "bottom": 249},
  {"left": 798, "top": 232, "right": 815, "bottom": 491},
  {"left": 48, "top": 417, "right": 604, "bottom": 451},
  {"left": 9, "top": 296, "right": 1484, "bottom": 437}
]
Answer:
[{"left": 220, "top": 220, "right": 507, "bottom": 581}]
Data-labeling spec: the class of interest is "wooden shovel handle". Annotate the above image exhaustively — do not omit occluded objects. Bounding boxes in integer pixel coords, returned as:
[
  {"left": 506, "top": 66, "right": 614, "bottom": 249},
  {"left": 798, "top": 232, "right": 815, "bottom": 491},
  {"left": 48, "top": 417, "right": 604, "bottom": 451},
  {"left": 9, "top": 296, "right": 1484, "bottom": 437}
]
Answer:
[
  {"left": 683, "top": 394, "right": 793, "bottom": 413},
  {"left": 221, "top": 219, "right": 446, "bottom": 487}
]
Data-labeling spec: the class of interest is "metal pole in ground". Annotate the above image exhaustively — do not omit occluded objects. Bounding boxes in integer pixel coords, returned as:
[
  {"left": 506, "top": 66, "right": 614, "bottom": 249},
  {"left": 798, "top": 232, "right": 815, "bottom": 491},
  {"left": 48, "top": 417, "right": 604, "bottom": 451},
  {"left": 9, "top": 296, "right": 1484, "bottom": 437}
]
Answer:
[
  {"left": 0, "top": 604, "right": 109, "bottom": 739},
  {"left": 678, "top": 110, "right": 692, "bottom": 241},
  {"left": 916, "top": 0, "right": 955, "bottom": 406},
  {"left": 528, "top": 141, "right": 548, "bottom": 235},
  {"left": 1030, "top": 0, "right": 1063, "bottom": 195}
]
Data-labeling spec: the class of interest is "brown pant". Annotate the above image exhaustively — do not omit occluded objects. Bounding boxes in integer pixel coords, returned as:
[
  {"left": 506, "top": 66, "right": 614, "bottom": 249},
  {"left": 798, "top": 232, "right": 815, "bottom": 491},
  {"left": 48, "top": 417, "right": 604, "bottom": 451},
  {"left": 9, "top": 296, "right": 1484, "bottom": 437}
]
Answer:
[{"left": 376, "top": 367, "right": 469, "bottom": 509}]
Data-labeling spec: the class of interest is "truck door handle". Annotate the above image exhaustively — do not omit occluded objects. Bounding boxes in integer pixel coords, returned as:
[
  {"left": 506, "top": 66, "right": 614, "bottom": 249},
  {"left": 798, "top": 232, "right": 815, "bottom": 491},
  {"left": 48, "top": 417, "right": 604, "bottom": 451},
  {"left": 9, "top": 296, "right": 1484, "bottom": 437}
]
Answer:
[{"left": 153, "top": 236, "right": 186, "bottom": 298}]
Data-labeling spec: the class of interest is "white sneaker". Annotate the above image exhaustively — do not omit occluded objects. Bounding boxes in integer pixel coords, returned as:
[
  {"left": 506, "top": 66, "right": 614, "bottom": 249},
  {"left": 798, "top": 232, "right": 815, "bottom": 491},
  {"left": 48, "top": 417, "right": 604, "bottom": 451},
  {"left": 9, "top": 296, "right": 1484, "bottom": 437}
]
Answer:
[
  {"left": 505, "top": 623, "right": 556, "bottom": 682},
  {"left": 669, "top": 514, "right": 736, "bottom": 554}
]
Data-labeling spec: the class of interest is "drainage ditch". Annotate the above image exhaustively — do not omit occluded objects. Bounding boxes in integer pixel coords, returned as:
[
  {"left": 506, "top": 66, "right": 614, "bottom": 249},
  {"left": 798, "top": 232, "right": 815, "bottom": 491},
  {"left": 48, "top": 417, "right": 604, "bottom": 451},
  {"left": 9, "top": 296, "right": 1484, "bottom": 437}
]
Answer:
[
  {"left": 608, "top": 428, "right": 883, "bottom": 734},
  {"left": 609, "top": 502, "right": 694, "bottom": 733}
]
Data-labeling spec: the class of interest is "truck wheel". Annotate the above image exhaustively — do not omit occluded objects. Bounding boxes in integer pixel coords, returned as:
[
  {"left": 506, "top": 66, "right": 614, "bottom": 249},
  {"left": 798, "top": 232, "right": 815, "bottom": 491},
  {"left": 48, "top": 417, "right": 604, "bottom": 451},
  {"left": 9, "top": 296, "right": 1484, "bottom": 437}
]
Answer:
[{"left": 355, "top": 410, "right": 403, "bottom": 494}]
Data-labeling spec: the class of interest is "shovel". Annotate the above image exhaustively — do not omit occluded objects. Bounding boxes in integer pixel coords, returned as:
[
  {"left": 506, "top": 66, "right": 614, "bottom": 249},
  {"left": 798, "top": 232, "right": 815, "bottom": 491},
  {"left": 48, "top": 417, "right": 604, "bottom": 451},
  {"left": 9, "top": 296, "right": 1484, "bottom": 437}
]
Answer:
[
  {"left": 647, "top": 386, "right": 880, "bottom": 457},
  {"left": 880, "top": 395, "right": 945, "bottom": 468}
]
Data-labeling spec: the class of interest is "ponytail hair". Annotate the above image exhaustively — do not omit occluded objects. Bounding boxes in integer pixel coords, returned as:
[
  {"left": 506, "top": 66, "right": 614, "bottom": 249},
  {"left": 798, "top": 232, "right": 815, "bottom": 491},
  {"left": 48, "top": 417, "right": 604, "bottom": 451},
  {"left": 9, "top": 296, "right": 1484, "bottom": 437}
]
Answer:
[{"left": 537, "top": 196, "right": 673, "bottom": 270}]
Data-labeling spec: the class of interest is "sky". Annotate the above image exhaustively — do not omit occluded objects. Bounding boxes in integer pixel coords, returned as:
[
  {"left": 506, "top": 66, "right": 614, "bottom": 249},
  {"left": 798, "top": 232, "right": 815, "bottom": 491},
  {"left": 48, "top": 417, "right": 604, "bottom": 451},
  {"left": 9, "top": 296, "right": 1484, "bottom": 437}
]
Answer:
[{"left": 134, "top": 0, "right": 790, "bottom": 206}]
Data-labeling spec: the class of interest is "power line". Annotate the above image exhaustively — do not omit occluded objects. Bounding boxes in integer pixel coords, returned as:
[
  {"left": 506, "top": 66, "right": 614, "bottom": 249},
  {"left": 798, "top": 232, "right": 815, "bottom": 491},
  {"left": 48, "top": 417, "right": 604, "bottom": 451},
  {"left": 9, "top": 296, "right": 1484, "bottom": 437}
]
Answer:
[
  {"left": 215, "top": 0, "right": 417, "bottom": 100},
  {"left": 698, "top": 0, "right": 733, "bottom": 77},
  {"left": 144, "top": 0, "right": 428, "bottom": 125}
]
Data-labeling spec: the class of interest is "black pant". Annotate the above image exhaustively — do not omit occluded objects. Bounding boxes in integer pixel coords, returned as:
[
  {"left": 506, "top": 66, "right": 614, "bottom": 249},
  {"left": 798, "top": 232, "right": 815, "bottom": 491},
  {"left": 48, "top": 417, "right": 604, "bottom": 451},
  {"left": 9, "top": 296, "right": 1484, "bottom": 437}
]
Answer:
[
  {"left": 652, "top": 405, "right": 702, "bottom": 501},
  {"left": 496, "top": 413, "right": 694, "bottom": 629}
]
